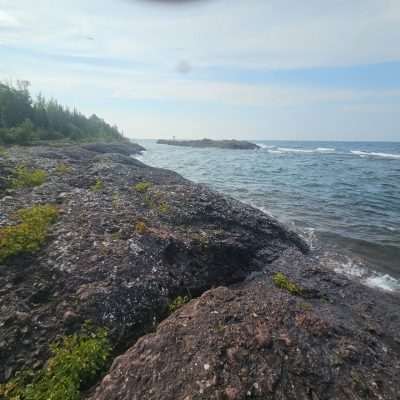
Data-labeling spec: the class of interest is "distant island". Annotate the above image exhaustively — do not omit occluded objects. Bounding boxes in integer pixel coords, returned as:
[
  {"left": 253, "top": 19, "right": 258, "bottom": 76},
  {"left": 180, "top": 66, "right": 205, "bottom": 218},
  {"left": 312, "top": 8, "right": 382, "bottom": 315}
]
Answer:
[{"left": 157, "top": 138, "right": 260, "bottom": 150}]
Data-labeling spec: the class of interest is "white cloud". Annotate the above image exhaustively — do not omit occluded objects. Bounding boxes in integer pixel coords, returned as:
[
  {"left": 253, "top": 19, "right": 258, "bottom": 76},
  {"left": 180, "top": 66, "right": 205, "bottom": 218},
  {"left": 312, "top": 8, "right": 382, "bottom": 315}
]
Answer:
[{"left": 0, "top": 9, "right": 20, "bottom": 28}]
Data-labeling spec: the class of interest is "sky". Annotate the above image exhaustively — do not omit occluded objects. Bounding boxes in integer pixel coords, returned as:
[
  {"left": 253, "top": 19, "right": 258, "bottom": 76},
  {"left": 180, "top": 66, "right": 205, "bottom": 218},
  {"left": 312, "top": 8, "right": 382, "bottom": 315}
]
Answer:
[{"left": 0, "top": 0, "right": 400, "bottom": 141}]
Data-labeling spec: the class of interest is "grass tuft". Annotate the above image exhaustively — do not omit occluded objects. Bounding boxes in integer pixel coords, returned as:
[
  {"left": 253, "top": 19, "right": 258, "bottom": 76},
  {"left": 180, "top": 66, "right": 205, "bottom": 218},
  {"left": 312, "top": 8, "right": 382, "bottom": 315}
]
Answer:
[
  {"left": 90, "top": 178, "right": 104, "bottom": 192},
  {"left": 0, "top": 204, "right": 58, "bottom": 262},
  {"left": 273, "top": 272, "right": 303, "bottom": 296},
  {"left": 0, "top": 323, "right": 111, "bottom": 400},
  {"left": 55, "top": 163, "right": 72, "bottom": 175},
  {"left": 133, "top": 181, "right": 152, "bottom": 193},
  {"left": 10, "top": 166, "right": 47, "bottom": 189},
  {"left": 168, "top": 295, "right": 190, "bottom": 314}
]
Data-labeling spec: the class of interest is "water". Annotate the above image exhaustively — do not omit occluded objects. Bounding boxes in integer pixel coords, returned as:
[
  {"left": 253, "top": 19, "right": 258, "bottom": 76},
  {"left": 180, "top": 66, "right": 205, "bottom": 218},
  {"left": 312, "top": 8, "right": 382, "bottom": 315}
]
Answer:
[{"left": 135, "top": 140, "right": 400, "bottom": 292}]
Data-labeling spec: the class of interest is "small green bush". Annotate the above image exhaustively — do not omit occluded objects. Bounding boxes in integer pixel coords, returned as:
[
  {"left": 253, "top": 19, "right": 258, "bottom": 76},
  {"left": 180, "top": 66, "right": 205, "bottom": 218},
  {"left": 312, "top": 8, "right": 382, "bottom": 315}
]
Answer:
[
  {"left": 133, "top": 181, "right": 152, "bottom": 193},
  {"left": 273, "top": 272, "right": 303, "bottom": 295},
  {"left": 0, "top": 204, "right": 58, "bottom": 262},
  {"left": 10, "top": 166, "right": 47, "bottom": 189},
  {"left": 90, "top": 178, "right": 104, "bottom": 192},
  {"left": 168, "top": 295, "right": 190, "bottom": 313},
  {"left": 0, "top": 323, "right": 111, "bottom": 400}
]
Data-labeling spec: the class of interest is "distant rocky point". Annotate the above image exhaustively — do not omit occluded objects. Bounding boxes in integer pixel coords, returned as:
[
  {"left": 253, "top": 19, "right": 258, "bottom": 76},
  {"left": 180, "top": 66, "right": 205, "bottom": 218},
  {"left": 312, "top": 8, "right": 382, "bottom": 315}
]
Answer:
[{"left": 157, "top": 138, "right": 260, "bottom": 150}]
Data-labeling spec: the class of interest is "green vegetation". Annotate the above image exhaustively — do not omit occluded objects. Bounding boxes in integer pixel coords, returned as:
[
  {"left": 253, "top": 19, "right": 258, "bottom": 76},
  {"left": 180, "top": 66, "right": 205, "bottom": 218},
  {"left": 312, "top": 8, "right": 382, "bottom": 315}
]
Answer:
[
  {"left": 0, "top": 323, "right": 111, "bottom": 400},
  {"left": 90, "top": 178, "right": 104, "bottom": 192},
  {"left": 55, "top": 162, "right": 72, "bottom": 175},
  {"left": 273, "top": 272, "right": 303, "bottom": 296},
  {"left": 10, "top": 165, "right": 47, "bottom": 189},
  {"left": 133, "top": 181, "right": 152, "bottom": 193},
  {"left": 0, "top": 80, "right": 126, "bottom": 145},
  {"left": 0, "top": 204, "right": 58, "bottom": 262},
  {"left": 157, "top": 201, "right": 170, "bottom": 214},
  {"left": 168, "top": 295, "right": 190, "bottom": 313}
]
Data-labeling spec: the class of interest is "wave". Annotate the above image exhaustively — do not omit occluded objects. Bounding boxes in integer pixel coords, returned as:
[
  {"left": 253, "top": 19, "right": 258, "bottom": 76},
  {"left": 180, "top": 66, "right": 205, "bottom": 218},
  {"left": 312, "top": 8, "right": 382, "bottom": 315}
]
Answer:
[
  {"left": 256, "top": 143, "right": 276, "bottom": 149},
  {"left": 324, "top": 254, "right": 400, "bottom": 292},
  {"left": 276, "top": 147, "right": 336, "bottom": 154},
  {"left": 351, "top": 150, "right": 400, "bottom": 159}
]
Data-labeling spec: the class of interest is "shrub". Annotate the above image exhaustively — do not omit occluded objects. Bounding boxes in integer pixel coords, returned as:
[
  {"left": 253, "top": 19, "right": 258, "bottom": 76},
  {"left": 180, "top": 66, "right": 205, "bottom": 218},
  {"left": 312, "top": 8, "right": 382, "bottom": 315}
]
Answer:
[
  {"left": 90, "top": 178, "right": 104, "bottom": 192},
  {"left": 168, "top": 295, "right": 190, "bottom": 313},
  {"left": 273, "top": 272, "right": 303, "bottom": 296},
  {"left": 133, "top": 181, "right": 152, "bottom": 193},
  {"left": 0, "top": 323, "right": 111, "bottom": 400},
  {"left": 10, "top": 166, "right": 47, "bottom": 189},
  {"left": 0, "top": 204, "right": 58, "bottom": 262}
]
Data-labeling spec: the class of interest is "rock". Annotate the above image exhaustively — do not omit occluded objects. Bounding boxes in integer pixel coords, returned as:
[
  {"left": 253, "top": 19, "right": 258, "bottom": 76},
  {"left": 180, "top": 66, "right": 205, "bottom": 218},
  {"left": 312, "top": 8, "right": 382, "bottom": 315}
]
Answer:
[
  {"left": 157, "top": 138, "right": 260, "bottom": 150},
  {"left": 63, "top": 310, "right": 80, "bottom": 326},
  {"left": 0, "top": 143, "right": 305, "bottom": 383},
  {"left": 82, "top": 142, "right": 145, "bottom": 156},
  {"left": 91, "top": 281, "right": 400, "bottom": 400}
]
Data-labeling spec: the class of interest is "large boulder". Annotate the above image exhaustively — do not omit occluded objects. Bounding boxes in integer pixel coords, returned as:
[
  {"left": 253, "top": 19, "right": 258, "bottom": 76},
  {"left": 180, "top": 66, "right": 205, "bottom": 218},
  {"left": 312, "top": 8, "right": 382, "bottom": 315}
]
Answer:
[{"left": 91, "top": 269, "right": 400, "bottom": 400}]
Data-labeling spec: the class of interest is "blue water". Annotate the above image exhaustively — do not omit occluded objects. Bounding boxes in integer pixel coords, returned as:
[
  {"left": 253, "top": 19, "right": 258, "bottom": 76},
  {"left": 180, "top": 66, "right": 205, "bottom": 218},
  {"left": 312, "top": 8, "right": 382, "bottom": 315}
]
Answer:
[{"left": 136, "top": 140, "right": 400, "bottom": 291}]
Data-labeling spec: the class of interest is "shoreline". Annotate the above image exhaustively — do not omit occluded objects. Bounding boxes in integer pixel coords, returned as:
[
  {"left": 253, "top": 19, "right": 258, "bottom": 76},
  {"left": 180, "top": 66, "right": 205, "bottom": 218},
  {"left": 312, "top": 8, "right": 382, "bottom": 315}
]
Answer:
[{"left": 1, "top": 143, "right": 399, "bottom": 399}]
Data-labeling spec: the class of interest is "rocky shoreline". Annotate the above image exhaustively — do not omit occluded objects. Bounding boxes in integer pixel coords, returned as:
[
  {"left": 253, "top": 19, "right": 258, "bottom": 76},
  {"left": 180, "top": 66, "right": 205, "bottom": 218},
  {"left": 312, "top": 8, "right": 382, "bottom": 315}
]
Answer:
[
  {"left": 157, "top": 138, "right": 260, "bottom": 150},
  {"left": 0, "top": 143, "right": 399, "bottom": 399}
]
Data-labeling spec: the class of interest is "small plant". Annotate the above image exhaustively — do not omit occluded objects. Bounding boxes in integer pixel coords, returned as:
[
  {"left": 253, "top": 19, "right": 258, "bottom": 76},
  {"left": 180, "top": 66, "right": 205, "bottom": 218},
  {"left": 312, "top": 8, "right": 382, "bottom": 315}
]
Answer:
[
  {"left": 273, "top": 272, "right": 303, "bottom": 296},
  {"left": 135, "top": 221, "right": 147, "bottom": 235},
  {"left": 158, "top": 201, "right": 170, "bottom": 214},
  {"left": 168, "top": 295, "right": 190, "bottom": 313},
  {"left": 90, "top": 178, "right": 104, "bottom": 192},
  {"left": 10, "top": 166, "right": 47, "bottom": 189},
  {"left": 0, "top": 323, "right": 111, "bottom": 400},
  {"left": 55, "top": 162, "right": 72, "bottom": 175},
  {"left": 0, "top": 204, "right": 58, "bottom": 262},
  {"left": 133, "top": 181, "right": 152, "bottom": 193}
]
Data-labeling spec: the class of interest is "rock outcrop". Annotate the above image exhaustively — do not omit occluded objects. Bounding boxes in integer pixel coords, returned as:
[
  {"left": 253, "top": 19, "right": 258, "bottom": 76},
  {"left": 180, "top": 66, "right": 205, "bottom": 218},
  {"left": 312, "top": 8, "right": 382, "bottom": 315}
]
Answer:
[
  {"left": 0, "top": 143, "right": 304, "bottom": 384},
  {"left": 91, "top": 248, "right": 400, "bottom": 399},
  {"left": 157, "top": 139, "right": 260, "bottom": 150},
  {"left": 1, "top": 143, "right": 399, "bottom": 400}
]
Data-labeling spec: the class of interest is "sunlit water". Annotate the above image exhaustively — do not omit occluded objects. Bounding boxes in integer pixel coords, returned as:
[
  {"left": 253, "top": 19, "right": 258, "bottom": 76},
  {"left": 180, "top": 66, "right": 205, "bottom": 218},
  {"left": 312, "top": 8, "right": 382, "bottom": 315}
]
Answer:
[{"left": 135, "top": 140, "right": 400, "bottom": 292}]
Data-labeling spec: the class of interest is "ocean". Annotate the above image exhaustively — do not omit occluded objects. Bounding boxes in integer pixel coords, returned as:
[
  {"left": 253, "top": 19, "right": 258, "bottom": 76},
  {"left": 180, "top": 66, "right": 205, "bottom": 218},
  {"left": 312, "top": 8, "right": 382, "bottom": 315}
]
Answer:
[{"left": 135, "top": 140, "right": 400, "bottom": 292}]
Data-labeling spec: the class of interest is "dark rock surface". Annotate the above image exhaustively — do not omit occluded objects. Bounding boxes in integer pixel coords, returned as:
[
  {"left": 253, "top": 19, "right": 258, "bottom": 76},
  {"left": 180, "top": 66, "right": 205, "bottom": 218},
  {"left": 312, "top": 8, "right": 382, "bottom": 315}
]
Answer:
[
  {"left": 157, "top": 139, "right": 260, "bottom": 150},
  {"left": 91, "top": 249, "right": 400, "bottom": 400},
  {"left": 0, "top": 143, "right": 304, "bottom": 384}
]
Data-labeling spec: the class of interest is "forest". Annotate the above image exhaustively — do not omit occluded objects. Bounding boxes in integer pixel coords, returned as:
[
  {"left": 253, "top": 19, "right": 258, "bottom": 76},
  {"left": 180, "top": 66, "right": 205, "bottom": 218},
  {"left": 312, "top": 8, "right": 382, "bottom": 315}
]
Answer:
[{"left": 0, "top": 81, "right": 126, "bottom": 145}]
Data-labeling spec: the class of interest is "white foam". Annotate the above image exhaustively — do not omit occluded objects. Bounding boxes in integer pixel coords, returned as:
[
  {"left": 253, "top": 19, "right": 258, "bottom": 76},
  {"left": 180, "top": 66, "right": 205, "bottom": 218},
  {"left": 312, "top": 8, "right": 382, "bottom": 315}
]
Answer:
[
  {"left": 318, "top": 252, "right": 400, "bottom": 292},
  {"left": 257, "top": 143, "right": 276, "bottom": 149},
  {"left": 268, "top": 149, "right": 284, "bottom": 154},
  {"left": 351, "top": 150, "right": 400, "bottom": 159},
  {"left": 364, "top": 274, "right": 400, "bottom": 292},
  {"left": 276, "top": 147, "right": 336, "bottom": 154},
  {"left": 278, "top": 147, "right": 315, "bottom": 153}
]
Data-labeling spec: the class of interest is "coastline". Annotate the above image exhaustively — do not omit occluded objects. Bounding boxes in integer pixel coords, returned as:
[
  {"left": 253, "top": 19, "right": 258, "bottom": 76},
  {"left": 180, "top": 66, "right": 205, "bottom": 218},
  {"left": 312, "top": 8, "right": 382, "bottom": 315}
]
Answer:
[{"left": 1, "top": 143, "right": 399, "bottom": 399}]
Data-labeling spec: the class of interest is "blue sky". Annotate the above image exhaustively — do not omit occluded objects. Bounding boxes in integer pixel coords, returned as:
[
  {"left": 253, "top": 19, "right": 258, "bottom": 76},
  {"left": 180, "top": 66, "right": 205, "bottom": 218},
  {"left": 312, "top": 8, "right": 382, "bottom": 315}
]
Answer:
[{"left": 0, "top": 0, "right": 400, "bottom": 141}]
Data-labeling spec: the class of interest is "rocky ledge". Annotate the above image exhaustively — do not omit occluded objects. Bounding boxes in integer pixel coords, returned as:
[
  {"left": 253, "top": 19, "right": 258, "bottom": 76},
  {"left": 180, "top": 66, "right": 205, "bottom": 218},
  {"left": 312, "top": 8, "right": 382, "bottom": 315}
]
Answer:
[
  {"left": 0, "top": 143, "right": 399, "bottom": 400},
  {"left": 157, "top": 138, "right": 260, "bottom": 150}
]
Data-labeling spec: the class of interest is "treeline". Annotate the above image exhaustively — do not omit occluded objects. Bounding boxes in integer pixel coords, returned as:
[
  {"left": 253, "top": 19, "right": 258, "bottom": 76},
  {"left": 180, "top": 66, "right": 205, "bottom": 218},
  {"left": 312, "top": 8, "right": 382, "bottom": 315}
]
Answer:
[{"left": 0, "top": 81, "right": 126, "bottom": 145}]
